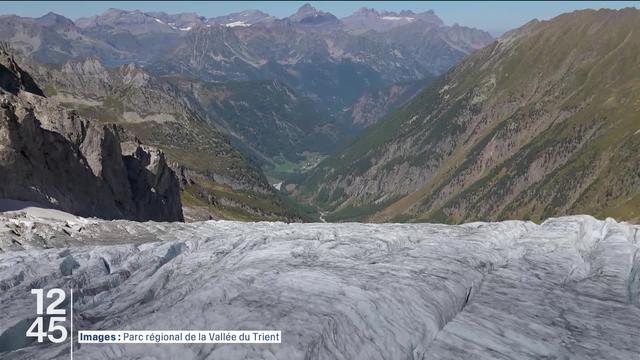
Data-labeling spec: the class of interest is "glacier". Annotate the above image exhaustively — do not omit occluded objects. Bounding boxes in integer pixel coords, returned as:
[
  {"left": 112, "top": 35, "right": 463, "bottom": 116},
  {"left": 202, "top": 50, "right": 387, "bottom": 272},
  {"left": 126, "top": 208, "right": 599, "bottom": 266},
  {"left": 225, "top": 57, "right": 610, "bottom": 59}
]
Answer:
[{"left": 0, "top": 208, "right": 638, "bottom": 359}]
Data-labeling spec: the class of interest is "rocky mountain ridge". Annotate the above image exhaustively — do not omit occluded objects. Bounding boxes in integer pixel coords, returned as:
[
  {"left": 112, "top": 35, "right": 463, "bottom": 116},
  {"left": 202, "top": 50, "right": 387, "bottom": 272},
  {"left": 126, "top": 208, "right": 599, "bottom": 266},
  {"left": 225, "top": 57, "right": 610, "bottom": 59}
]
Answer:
[
  {"left": 0, "top": 5, "right": 492, "bottom": 122},
  {"left": 342, "top": 7, "right": 444, "bottom": 34},
  {"left": 149, "top": 5, "right": 492, "bottom": 117}
]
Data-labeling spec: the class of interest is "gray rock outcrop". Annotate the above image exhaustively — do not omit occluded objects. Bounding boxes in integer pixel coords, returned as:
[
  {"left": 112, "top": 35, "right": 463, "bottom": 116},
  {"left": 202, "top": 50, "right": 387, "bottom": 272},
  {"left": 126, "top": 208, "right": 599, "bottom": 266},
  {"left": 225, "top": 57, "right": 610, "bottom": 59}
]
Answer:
[
  {"left": 0, "top": 47, "right": 183, "bottom": 221},
  {"left": 121, "top": 141, "right": 183, "bottom": 222}
]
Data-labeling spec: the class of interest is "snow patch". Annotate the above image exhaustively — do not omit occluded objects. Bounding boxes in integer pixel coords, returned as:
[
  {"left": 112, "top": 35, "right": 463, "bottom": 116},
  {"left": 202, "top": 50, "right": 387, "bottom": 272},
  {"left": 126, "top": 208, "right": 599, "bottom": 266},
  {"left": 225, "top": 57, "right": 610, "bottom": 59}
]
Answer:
[
  {"left": 0, "top": 199, "right": 80, "bottom": 222},
  {"left": 155, "top": 18, "right": 191, "bottom": 31},
  {"left": 381, "top": 16, "right": 415, "bottom": 22},
  {"left": 224, "top": 21, "right": 251, "bottom": 27}
]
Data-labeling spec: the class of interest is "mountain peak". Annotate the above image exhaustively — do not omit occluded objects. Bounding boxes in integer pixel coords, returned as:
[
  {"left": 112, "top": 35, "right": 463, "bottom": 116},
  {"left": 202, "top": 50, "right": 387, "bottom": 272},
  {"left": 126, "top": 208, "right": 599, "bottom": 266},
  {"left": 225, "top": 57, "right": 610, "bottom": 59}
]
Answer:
[
  {"left": 35, "top": 12, "right": 75, "bottom": 27},
  {"left": 342, "top": 8, "right": 443, "bottom": 33},
  {"left": 292, "top": 3, "right": 321, "bottom": 18},
  {"left": 298, "top": 3, "right": 316, "bottom": 12},
  {"left": 397, "top": 10, "right": 416, "bottom": 16},
  {"left": 352, "top": 7, "right": 380, "bottom": 17},
  {"left": 40, "top": 11, "right": 63, "bottom": 19},
  {"left": 288, "top": 3, "right": 339, "bottom": 27},
  {"left": 206, "top": 9, "right": 275, "bottom": 27},
  {"left": 103, "top": 8, "right": 134, "bottom": 16}
]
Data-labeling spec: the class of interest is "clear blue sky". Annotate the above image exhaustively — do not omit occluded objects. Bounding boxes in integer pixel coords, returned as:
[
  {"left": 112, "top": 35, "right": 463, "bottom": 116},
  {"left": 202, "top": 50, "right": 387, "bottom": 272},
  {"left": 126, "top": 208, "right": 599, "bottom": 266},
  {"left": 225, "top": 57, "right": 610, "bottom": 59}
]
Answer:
[{"left": 0, "top": 1, "right": 637, "bottom": 36}]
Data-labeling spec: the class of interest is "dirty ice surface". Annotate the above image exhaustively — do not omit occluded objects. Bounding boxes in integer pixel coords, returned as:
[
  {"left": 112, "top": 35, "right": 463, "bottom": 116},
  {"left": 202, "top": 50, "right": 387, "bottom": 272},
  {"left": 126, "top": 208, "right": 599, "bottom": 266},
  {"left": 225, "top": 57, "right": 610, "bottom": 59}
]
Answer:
[{"left": 0, "top": 207, "right": 638, "bottom": 359}]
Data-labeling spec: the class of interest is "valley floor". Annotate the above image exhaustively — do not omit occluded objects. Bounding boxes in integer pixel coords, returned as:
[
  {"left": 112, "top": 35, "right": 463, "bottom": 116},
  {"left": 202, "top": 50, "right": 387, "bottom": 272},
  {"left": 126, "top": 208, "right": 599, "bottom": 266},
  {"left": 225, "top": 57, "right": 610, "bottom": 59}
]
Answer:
[{"left": 0, "top": 208, "right": 638, "bottom": 359}]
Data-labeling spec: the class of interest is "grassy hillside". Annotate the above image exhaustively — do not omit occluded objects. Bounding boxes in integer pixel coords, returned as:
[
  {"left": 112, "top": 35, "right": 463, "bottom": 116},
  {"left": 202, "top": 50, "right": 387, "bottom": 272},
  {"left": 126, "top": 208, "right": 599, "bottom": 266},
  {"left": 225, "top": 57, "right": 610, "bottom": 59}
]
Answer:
[{"left": 292, "top": 8, "right": 640, "bottom": 224}]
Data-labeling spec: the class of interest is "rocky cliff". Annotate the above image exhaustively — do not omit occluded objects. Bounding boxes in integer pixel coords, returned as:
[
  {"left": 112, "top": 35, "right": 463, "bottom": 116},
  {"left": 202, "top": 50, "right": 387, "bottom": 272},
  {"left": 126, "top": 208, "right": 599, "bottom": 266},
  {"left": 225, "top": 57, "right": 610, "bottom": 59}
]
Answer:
[{"left": 0, "top": 46, "right": 183, "bottom": 221}]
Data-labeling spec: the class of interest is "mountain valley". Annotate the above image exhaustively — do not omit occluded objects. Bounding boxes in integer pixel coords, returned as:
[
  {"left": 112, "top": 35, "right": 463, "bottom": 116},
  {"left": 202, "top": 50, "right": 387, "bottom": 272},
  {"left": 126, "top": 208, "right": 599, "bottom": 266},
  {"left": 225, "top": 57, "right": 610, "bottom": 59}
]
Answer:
[
  {"left": 292, "top": 8, "right": 640, "bottom": 224},
  {"left": 21, "top": 56, "right": 308, "bottom": 221},
  {"left": 0, "top": 5, "right": 638, "bottom": 225},
  {"left": 0, "top": 3, "right": 639, "bottom": 359},
  {"left": 0, "top": 4, "right": 495, "bottom": 221}
]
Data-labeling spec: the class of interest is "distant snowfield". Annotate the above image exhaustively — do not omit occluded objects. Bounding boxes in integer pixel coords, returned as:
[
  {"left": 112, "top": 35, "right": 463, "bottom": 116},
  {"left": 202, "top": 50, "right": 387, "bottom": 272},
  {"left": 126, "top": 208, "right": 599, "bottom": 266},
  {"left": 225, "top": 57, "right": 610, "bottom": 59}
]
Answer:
[
  {"left": 381, "top": 16, "right": 415, "bottom": 22},
  {"left": 0, "top": 209, "right": 638, "bottom": 359},
  {"left": 224, "top": 21, "right": 251, "bottom": 27}
]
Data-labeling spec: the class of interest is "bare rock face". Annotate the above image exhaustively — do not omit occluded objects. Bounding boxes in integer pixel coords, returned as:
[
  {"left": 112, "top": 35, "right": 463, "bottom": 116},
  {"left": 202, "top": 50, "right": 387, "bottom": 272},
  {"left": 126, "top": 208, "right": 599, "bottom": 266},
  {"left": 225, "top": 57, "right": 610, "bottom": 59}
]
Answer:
[
  {"left": 121, "top": 141, "right": 183, "bottom": 222},
  {"left": 0, "top": 48, "right": 183, "bottom": 221},
  {"left": 0, "top": 44, "right": 44, "bottom": 97},
  {"left": 0, "top": 94, "right": 121, "bottom": 218}
]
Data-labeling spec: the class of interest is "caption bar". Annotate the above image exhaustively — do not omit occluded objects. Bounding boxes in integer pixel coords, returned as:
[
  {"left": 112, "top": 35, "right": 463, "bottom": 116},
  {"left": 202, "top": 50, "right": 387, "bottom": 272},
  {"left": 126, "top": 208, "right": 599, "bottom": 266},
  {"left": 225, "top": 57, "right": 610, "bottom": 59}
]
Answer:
[{"left": 78, "top": 330, "right": 281, "bottom": 344}]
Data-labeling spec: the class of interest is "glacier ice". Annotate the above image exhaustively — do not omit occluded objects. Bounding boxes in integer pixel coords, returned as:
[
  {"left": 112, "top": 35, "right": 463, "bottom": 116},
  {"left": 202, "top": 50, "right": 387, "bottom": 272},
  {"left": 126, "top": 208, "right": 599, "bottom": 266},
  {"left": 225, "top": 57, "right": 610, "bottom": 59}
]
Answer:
[{"left": 0, "top": 210, "right": 638, "bottom": 359}]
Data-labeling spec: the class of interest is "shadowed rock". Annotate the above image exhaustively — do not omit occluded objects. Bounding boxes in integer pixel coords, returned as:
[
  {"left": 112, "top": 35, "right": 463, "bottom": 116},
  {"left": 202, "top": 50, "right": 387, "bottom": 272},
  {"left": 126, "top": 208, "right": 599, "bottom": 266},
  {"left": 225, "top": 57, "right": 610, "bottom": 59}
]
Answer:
[{"left": 0, "top": 47, "right": 183, "bottom": 221}]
